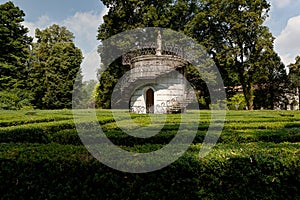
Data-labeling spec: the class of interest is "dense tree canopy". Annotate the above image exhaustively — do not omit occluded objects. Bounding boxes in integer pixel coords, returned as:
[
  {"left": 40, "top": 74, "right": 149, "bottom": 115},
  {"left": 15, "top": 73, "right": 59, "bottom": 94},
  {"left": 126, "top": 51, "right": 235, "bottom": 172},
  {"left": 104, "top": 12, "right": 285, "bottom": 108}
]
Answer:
[
  {"left": 96, "top": 0, "right": 207, "bottom": 108},
  {"left": 0, "top": 2, "right": 85, "bottom": 110},
  {"left": 0, "top": 1, "right": 33, "bottom": 109},
  {"left": 0, "top": 1, "right": 32, "bottom": 90},
  {"left": 97, "top": 0, "right": 287, "bottom": 109},
  {"left": 29, "top": 24, "right": 83, "bottom": 109},
  {"left": 253, "top": 51, "right": 288, "bottom": 109},
  {"left": 289, "top": 56, "right": 300, "bottom": 88},
  {"left": 0, "top": 0, "right": 291, "bottom": 110},
  {"left": 98, "top": 0, "right": 199, "bottom": 40},
  {"left": 185, "top": 0, "right": 279, "bottom": 109},
  {"left": 288, "top": 56, "right": 300, "bottom": 107}
]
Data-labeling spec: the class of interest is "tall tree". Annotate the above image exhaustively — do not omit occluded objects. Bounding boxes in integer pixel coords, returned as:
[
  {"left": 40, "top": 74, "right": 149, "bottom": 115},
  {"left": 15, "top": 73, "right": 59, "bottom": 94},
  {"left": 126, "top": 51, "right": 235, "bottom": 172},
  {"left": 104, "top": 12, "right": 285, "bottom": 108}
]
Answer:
[
  {"left": 98, "top": 0, "right": 198, "bottom": 40},
  {"left": 288, "top": 56, "right": 300, "bottom": 107},
  {"left": 97, "top": 0, "right": 202, "bottom": 108},
  {"left": 97, "top": 0, "right": 280, "bottom": 110},
  {"left": 253, "top": 51, "right": 288, "bottom": 109},
  {"left": 0, "top": 1, "right": 32, "bottom": 89},
  {"left": 29, "top": 24, "right": 83, "bottom": 109},
  {"left": 185, "top": 0, "right": 273, "bottom": 110},
  {"left": 288, "top": 56, "right": 300, "bottom": 88}
]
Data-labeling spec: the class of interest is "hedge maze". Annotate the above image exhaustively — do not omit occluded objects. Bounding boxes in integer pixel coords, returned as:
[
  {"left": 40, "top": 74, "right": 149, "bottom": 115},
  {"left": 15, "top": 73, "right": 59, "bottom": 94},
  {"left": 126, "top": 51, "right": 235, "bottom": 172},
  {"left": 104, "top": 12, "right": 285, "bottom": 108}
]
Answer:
[{"left": 1, "top": 110, "right": 300, "bottom": 199}]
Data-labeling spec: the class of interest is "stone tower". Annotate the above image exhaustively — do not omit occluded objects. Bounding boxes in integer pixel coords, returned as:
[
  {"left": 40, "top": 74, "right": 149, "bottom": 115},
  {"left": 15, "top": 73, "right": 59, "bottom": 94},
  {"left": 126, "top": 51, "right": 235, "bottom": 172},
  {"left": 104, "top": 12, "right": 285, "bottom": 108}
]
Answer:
[{"left": 121, "top": 31, "right": 193, "bottom": 114}]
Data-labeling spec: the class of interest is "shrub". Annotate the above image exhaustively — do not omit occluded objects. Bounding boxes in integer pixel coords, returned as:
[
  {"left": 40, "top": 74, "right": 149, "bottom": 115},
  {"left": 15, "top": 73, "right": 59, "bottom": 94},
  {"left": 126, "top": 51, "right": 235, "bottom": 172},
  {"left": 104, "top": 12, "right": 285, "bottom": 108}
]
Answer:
[
  {"left": 1, "top": 142, "right": 299, "bottom": 199},
  {"left": 0, "top": 89, "right": 33, "bottom": 110},
  {"left": 227, "top": 94, "right": 247, "bottom": 110},
  {"left": 1, "top": 110, "right": 300, "bottom": 199}
]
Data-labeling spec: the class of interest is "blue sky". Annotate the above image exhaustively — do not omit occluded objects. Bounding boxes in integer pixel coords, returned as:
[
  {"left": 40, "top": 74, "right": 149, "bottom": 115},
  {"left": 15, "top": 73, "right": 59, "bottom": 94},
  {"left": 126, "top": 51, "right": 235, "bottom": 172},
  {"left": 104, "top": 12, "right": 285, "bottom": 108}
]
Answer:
[
  {"left": 266, "top": 0, "right": 300, "bottom": 35},
  {"left": 4, "top": 0, "right": 104, "bottom": 22},
  {"left": 1, "top": 0, "right": 300, "bottom": 80}
]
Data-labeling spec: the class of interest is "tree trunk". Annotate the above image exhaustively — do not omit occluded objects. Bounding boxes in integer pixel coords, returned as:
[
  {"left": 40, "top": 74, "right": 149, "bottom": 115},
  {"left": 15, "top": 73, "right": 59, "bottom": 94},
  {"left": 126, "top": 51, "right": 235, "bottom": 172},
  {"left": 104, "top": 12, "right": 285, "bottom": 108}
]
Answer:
[
  {"left": 239, "top": 70, "right": 254, "bottom": 110},
  {"left": 243, "top": 83, "right": 254, "bottom": 110}
]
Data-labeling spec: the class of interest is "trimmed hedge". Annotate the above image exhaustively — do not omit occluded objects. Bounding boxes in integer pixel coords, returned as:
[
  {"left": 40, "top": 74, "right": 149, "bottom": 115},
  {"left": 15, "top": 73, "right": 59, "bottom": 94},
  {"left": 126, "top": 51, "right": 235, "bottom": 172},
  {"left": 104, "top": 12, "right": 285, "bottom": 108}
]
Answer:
[
  {"left": 1, "top": 110, "right": 300, "bottom": 199},
  {"left": 2, "top": 125, "right": 300, "bottom": 146},
  {"left": 0, "top": 120, "right": 75, "bottom": 144},
  {"left": 1, "top": 142, "right": 299, "bottom": 199}
]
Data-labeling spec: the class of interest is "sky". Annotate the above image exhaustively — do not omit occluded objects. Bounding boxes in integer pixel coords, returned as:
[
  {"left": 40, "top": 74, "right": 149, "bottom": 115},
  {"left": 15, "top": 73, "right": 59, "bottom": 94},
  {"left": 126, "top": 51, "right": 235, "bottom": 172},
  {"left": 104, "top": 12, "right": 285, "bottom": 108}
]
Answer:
[{"left": 1, "top": 0, "right": 300, "bottom": 81}]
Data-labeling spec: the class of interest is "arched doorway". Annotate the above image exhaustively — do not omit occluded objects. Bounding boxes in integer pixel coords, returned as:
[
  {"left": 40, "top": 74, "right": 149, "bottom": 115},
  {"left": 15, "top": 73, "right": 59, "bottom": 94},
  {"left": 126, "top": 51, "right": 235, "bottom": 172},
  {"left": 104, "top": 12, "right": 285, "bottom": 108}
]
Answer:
[{"left": 146, "top": 88, "right": 154, "bottom": 113}]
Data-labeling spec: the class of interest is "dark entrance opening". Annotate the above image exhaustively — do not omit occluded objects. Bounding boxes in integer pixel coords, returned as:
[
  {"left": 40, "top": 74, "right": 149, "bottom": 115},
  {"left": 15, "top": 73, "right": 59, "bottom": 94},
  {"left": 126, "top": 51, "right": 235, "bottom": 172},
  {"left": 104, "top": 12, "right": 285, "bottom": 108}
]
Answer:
[{"left": 146, "top": 88, "right": 154, "bottom": 113}]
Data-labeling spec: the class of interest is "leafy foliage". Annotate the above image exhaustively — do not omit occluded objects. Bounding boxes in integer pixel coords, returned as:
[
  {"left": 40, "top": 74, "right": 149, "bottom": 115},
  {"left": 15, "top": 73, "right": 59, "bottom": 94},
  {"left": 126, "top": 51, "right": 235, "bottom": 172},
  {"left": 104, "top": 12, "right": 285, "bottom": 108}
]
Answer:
[
  {"left": 0, "top": 88, "right": 33, "bottom": 110},
  {"left": 96, "top": 0, "right": 287, "bottom": 110},
  {"left": 253, "top": 52, "right": 289, "bottom": 109},
  {"left": 28, "top": 24, "right": 84, "bottom": 109},
  {"left": 185, "top": 0, "right": 280, "bottom": 110},
  {"left": 0, "top": 1, "right": 32, "bottom": 90},
  {"left": 0, "top": 3, "right": 85, "bottom": 110},
  {"left": 95, "top": 59, "right": 128, "bottom": 108},
  {"left": 227, "top": 94, "right": 246, "bottom": 110},
  {"left": 288, "top": 56, "right": 300, "bottom": 88},
  {"left": 1, "top": 110, "right": 300, "bottom": 199},
  {"left": 96, "top": 0, "right": 202, "bottom": 108}
]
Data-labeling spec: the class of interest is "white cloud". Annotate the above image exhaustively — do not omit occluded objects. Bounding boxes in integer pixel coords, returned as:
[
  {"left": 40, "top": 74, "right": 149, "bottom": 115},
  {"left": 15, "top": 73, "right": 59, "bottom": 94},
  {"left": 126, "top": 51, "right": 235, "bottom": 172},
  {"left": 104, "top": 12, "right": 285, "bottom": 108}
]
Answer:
[
  {"left": 62, "top": 11, "right": 102, "bottom": 81},
  {"left": 275, "top": 15, "right": 300, "bottom": 66},
  {"left": 36, "top": 15, "right": 52, "bottom": 26},
  {"left": 81, "top": 50, "right": 101, "bottom": 81},
  {"left": 22, "top": 7, "right": 109, "bottom": 81},
  {"left": 63, "top": 11, "right": 102, "bottom": 51},
  {"left": 22, "top": 15, "right": 53, "bottom": 40},
  {"left": 62, "top": 8, "right": 109, "bottom": 80},
  {"left": 62, "top": 6, "right": 109, "bottom": 51},
  {"left": 22, "top": 21, "right": 36, "bottom": 38}
]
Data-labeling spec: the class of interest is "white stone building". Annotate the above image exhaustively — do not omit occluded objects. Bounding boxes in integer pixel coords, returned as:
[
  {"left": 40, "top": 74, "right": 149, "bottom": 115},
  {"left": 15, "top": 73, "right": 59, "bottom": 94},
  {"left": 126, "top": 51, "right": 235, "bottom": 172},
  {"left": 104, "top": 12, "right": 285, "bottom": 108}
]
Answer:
[
  {"left": 274, "top": 87, "right": 299, "bottom": 110},
  {"left": 120, "top": 32, "right": 193, "bottom": 114}
]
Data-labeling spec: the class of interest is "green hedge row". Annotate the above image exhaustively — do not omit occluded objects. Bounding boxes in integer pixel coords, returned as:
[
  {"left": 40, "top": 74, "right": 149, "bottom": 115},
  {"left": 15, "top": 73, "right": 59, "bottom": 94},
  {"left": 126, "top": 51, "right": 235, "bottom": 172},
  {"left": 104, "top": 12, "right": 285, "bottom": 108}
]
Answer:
[
  {"left": 0, "top": 120, "right": 75, "bottom": 144},
  {"left": 0, "top": 110, "right": 75, "bottom": 126},
  {"left": 220, "top": 128, "right": 300, "bottom": 144},
  {"left": 1, "top": 142, "right": 299, "bottom": 199},
  {"left": 0, "top": 117, "right": 72, "bottom": 128},
  {"left": 0, "top": 116, "right": 116, "bottom": 144},
  {"left": 2, "top": 123, "right": 300, "bottom": 146}
]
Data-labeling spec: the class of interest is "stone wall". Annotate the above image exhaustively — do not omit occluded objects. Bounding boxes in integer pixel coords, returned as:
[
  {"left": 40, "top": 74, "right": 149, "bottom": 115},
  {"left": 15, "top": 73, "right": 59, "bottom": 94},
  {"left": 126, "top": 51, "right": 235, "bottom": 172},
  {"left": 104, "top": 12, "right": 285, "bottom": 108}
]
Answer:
[
  {"left": 124, "top": 52, "right": 190, "bottom": 114},
  {"left": 130, "top": 71, "right": 186, "bottom": 114}
]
